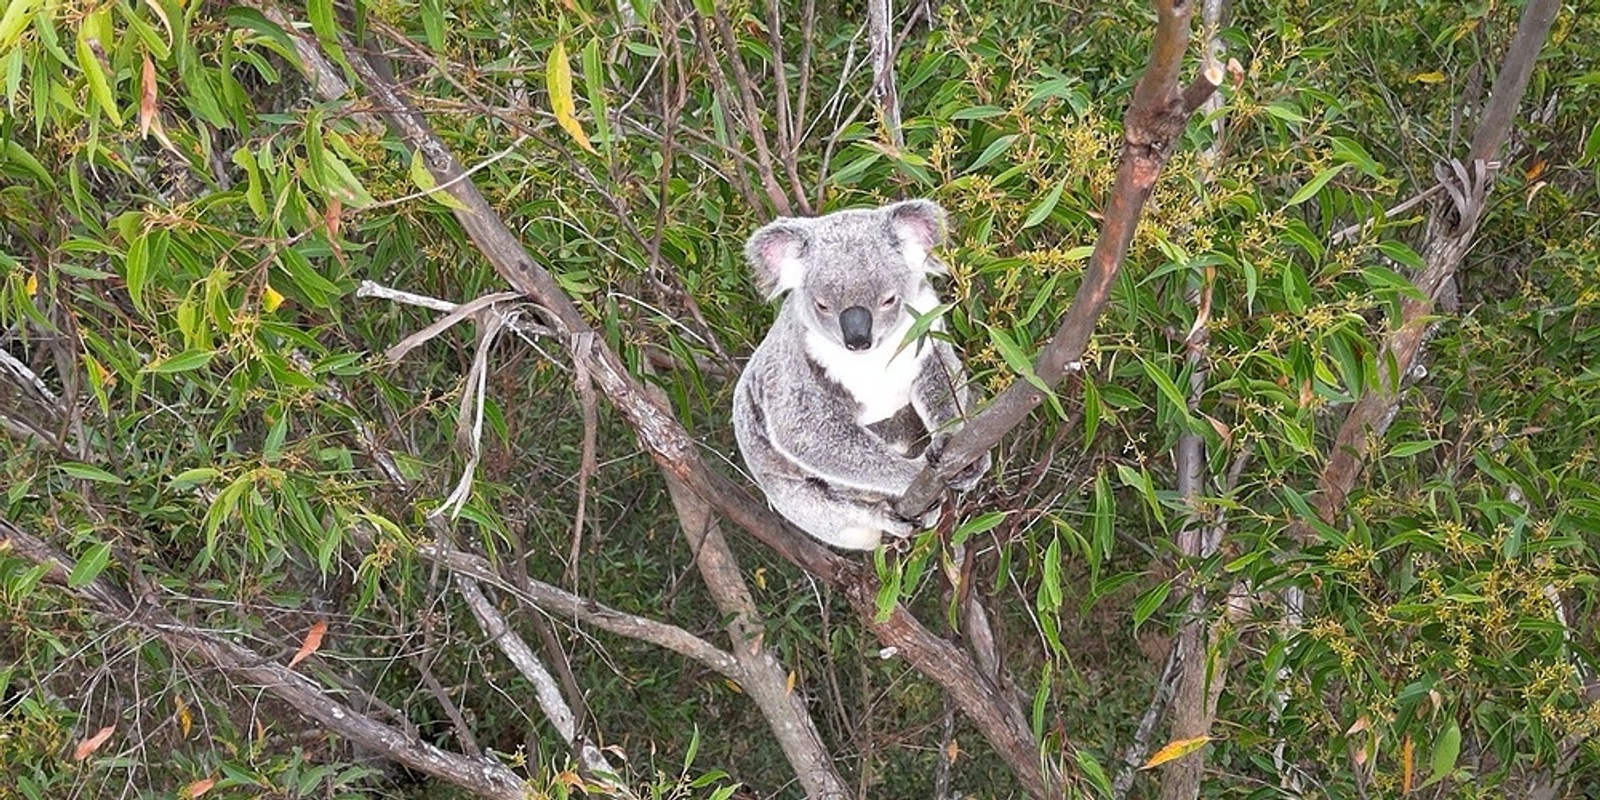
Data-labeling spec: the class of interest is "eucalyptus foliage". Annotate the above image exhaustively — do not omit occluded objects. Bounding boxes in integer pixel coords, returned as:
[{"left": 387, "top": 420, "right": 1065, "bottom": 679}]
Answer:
[{"left": 1, "top": 1, "right": 1596, "bottom": 798}]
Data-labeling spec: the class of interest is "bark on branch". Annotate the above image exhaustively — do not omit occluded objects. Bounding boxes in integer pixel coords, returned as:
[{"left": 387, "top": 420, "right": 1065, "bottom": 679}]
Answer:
[
  {"left": 0, "top": 518, "right": 530, "bottom": 800},
  {"left": 896, "top": 0, "right": 1219, "bottom": 518},
  {"left": 1311, "top": 0, "right": 1560, "bottom": 529},
  {"left": 283, "top": 11, "right": 1057, "bottom": 796}
]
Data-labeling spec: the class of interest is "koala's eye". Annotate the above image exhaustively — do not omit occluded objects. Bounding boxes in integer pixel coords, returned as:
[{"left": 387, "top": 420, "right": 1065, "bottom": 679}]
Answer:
[
  {"left": 814, "top": 299, "right": 831, "bottom": 313},
  {"left": 880, "top": 295, "right": 898, "bottom": 308}
]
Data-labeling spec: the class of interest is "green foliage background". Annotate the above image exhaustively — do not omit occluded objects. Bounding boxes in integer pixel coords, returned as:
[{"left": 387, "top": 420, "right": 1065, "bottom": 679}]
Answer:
[{"left": 1, "top": 0, "right": 1597, "bottom": 797}]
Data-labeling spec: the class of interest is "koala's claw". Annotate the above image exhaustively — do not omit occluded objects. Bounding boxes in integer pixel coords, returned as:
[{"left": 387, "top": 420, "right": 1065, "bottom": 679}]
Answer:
[
  {"left": 946, "top": 451, "right": 991, "bottom": 492},
  {"left": 928, "top": 436, "right": 989, "bottom": 493}
]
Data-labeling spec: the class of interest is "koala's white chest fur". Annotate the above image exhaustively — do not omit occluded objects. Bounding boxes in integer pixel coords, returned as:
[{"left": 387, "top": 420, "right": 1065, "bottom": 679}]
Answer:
[{"left": 805, "top": 317, "right": 930, "bottom": 425}]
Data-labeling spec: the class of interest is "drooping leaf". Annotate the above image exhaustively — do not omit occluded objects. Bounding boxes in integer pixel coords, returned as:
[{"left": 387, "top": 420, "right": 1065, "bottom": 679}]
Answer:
[
  {"left": 1142, "top": 735, "right": 1213, "bottom": 769},
  {"left": 547, "top": 40, "right": 596, "bottom": 154}
]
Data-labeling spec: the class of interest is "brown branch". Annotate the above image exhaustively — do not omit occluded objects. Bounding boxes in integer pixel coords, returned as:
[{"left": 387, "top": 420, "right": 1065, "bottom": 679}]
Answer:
[
  {"left": 897, "top": 0, "right": 1218, "bottom": 518},
  {"left": 1311, "top": 0, "right": 1560, "bottom": 530},
  {"left": 303, "top": 17, "right": 1057, "bottom": 797},
  {"left": 0, "top": 518, "right": 529, "bottom": 800},
  {"left": 705, "top": 5, "right": 795, "bottom": 214},
  {"left": 660, "top": 450, "right": 849, "bottom": 798},
  {"left": 765, "top": 0, "right": 813, "bottom": 214}
]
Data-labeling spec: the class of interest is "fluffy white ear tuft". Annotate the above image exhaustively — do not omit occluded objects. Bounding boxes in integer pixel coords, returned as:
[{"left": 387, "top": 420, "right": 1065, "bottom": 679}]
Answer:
[
  {"left": 886, "top": 200, "right": 948, "bottom": 275},
  {"left": 745, "top": 220, "right": 810, "bottom": 299}
]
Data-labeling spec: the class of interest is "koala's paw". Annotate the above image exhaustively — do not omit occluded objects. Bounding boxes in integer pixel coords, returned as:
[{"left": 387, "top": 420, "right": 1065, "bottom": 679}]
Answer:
[
  {"left": 883, "top": 498, "right": 939, "bottom": 535},
  {"left": 946, "top": 450, "right": 991, "bottom": 493},
  {"left": 876, "top": 502, "right": 922, "bottom": 538},
  {"left": 928, "top": 437, "right": 990, "bottom": 493}
]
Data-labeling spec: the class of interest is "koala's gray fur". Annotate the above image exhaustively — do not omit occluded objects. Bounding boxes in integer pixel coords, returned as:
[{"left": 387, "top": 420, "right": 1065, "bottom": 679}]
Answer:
[{"left": 733, "top": 200, "right": 989, "bottom": 550}]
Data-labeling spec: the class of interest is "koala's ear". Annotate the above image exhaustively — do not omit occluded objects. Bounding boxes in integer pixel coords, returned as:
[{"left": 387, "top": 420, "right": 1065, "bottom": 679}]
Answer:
[
  {"left": 886, "top": 200, "right": 948, "bottom": 275},
  {"left": 745, "top": 219, "right": 810, "bottom": 299}
]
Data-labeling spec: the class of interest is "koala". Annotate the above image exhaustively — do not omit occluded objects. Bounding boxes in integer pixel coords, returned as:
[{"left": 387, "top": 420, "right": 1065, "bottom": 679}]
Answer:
[{"left": 732, "top": 200, "right": 990, "bottom": 550}]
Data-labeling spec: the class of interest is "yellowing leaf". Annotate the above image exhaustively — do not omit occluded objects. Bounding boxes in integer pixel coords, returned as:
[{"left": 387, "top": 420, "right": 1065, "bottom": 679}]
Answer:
[
  {"left": 944, "top": 739, "right": 961, "bottom": 763},
  {"left": 1414, "top": 71, "right": 1445, "bottom": 84},
  {"left": 1141, "top": 735, "right": 1213, "bottom": 770},
  {"left": 546, "top": 41, "right": 595, "bottom": 154},
  {"left": 407, "top": 149, "right": 468, "bottom": 210},
  {"left": 139, "top": 53, "right": 158, "bottom": 138},
  {"left": 1401, "top": 735, "right": 1415, "bottom": 793},
  {"left": 182, "top": 778, "right": 216, "bottom": 798},
  {"left": 263, "top": 284, "right": 284, "bottom": 312},
  {"left": 287, "top": 620, "right": 327, "bottom": 668},
  {"left": 73, "top": 725, "right": 116, "bottom": 760},
  {"left": 175, "top": 695, "right": 192, "bottom": 736},
  {"left": 25, "top": 272, "right": 37, "bottom": 296}
]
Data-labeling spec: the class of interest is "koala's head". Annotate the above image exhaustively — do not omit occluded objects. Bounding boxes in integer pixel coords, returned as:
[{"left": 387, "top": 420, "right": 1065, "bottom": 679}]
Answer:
[{"left": 745, "top": 200, "right": 947, "bottom": 352}]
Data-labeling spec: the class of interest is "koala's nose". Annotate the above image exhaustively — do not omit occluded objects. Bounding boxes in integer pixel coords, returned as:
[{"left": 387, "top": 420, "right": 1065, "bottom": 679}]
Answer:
[{"left": 839, "top": 306, "right": 873, "bottom": 351}]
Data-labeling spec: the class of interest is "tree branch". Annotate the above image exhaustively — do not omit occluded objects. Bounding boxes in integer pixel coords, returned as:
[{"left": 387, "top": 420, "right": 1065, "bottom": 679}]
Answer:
[
  {"left": 897, "top": 0, "right": 1219, "bottom": 518},
  {"left": 1311, "top": 0, "right": 1560, "bottom": 529},
  {"left": 0, "top": 517, "right": 529, "bottom": 800},
  {"left": 662, "top": 465, "right": 849, "bottom": 798}
]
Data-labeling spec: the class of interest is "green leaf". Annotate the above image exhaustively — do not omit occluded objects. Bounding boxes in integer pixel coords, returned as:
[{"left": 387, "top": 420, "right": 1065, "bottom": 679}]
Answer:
[
  {"left": 124, "top": 229, "right": 151, "bottom": 313},
  {"left": 952, "top": 511, "right": 1005, "bottom": 547},
  {"left": 896, "top": 302, "right": 954, "bottom": 357},
  {"left": 420, "top": 0, "right": 445, "bottom": 53},
  {"left": 1030, "top": 662, "right": 1052, "bottom": 738},
  {"left": 1022, "top": 181, "right": 1065, "bottom": 229},
  {"left": 1131, "top": 579, "right": 1171, "bottom": 632},
  {"left": 582, "top": 37, "right": 611, "bottom": 150},
  {"left": 1362, "top": 264, "right": 1428, "bottom": 301},
  {"left": 319, "top": 148, "right": 377, "bottom": 207},
  {"left": 68, "top": 542, "right": 113, "bottom": 588},
  {"left": 408, "top": 149, "right": 467, "bottom": 210},
  {"left": 76, "top": 11, "right": 123, "bottom": 126},
  {"left": 1074, "top": 748, "right": 1113, "bottom": 798},
  {"left": 142, "top": 348, "right": 215, "bottom": 374},
  {"left": 1287, "top": 163, "right": 1347, "bottom": 206},
  {"left": 1138, "top": 356, "right": 1190, "bottom": 418},
  {"left": 985, "top": 324, "right": 1055, "bottom": 405},
  {"left": 950, "top": 105, "right": 1006, "bottom": 120},
  {"left": 1092, "top": 472, "right": 1113, "bottom": 566},
  {"left": 873, "top": 546, "right": 901, "bottom": 622},
  {"left": 1423, "top": 720, "right": 1461, "bottom": 787},
  {"left": 306, "top": 0, "right": 351, "bottom": 74},
  {"left": 1263, "top": 100, "right": 1309, "bottom": 123},
  {"left": 1041, "top": 535, "right": 1063, "bottom": 610},
  {"left": 1082, "top": 373, "right": 1101, "bottom": 446},
  {"left": 57, "top": 463, "right": 126, "bottom": 484},
  {"left": 966, "top": 134, "right": 1016, "bottom": 173},
  {"left": 1330, "top": 136, "right": 1382, "bottom": 177},
  {"left": 683, "top": 724, "right": 701, "bottom": 771},
  {"left": 168, "top": 468, "right": 220, "bottom": 489},
  {"left": 1386, "top": 439, "right": 1441, "bottom": 458},
  {"left": 1376, "top": 240, "right": 1427, "bottom": 271},
  {"left": 225, "top": 7, "right": 302, "bottom": 65},
  {"left": 1, "top": 139, "right": 55, "bottom": 187},
  {"left": 0, "top": 0, "right": 38, "bottom": 51},
  {"left": 276, "top": 249, "right": 344, "bottom": 307}
]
